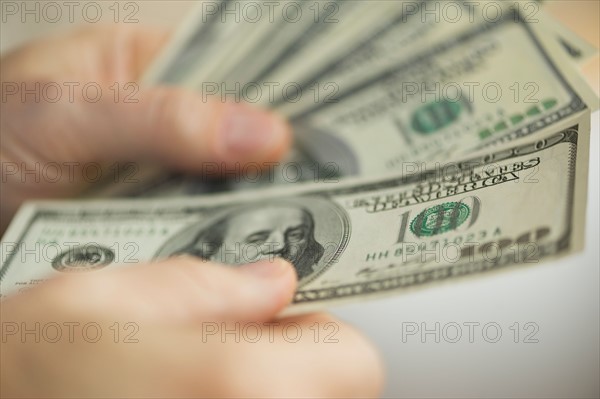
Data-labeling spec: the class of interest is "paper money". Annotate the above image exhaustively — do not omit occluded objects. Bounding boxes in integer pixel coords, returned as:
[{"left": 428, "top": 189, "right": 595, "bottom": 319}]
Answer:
[
  {"left": 221, "top": 0, "right": 340, "bottom": 88},
  {"left": 141, "top": 0, "right": 240, "bottom": 85},
  {"left": 142, "top": 1, "right": 596, "bottom": 101},
  {"left": 272, "top": 0, "right": 492, "bottom": 113},
  {"left": 272, "top": 1, "right": 597, "bottom": 115},
  {"left": 120, "top": 6, "right": 595, "bottom": 198},
  {"left": 3, "top": 2, "right": 593, "bottom": 313},
  {"left": 145, "top": 1, "right": 388, "bottom": 87},
  {"left": 287, "top": 10, "right": 594, "bottom": 177},
  {"left": 0, "top": 112, "right": 590, "bottom": 312},
  {"left": 242, "top": 1, "right": 407, "bottom": 101}
]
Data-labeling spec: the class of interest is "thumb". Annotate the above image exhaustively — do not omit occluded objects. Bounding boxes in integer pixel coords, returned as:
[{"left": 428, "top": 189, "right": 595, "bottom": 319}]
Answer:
[
  {"left": 32, "top": 256, "right": 298, "bottom": 324},
  {"left": 105, "top": 87, "right": 292, "bottom": 172},
  {"left": 0, "top": 87, "right": 292, "bottom": 226}
]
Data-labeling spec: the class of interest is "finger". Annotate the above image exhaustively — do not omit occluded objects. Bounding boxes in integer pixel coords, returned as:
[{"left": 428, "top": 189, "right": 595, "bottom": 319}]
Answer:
[
  {"left": 96, "top": 24, "right": 294, "bottom": 170},
  {"left": 0, "top": 312, "right": 383, "bottom": 399},
  {"left": 1, "top": 24, "right": 293, "bottom": 174},
  {"left": 168, "top": 313, "right": 385, "bottom": 398},
  {"left": 0, "top": 84, "right": 292, "bottom": 218},
  {"left": 105, "top": 87, "right": 293, "bottom": 171},
  {"left": 274, "top": 313, "right": 384, "bottom": 398},
  {"left": 104, "top": 23, "right": 294, "bottom": 170},
  {"left": 33, "top": 256, "right": 297, "bottom": 324}
]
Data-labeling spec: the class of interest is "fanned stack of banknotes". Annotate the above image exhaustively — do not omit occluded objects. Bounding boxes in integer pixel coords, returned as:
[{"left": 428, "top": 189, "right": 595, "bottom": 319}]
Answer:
[{"left": 1, "top": 0, "right": 598, "bottom": 312}]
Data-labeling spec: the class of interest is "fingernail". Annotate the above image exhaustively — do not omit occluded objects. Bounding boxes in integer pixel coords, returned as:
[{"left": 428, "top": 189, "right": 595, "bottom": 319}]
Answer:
[
  {"left": 219, "top": 103, "right": 288, "bottom": 157},
  {"left": 239, "top": 259, "right": 292, "bottom": 279}
]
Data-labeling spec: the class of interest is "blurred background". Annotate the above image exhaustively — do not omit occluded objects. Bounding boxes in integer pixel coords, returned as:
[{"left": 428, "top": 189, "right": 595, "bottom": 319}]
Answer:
[{"left": 1, "top": 1, "right": 598, "bottom": 397}]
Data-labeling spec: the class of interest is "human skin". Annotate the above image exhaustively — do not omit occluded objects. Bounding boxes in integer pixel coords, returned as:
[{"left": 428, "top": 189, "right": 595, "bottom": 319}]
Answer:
[
  {"left": 0, "top": 26, "right": 384, "bottom": 398},
  {"left": 0, "top": 25, "right": 291, "bottom": 232},
  {"left": 1, "top": 257, "right": 383, "bottom": 398}
]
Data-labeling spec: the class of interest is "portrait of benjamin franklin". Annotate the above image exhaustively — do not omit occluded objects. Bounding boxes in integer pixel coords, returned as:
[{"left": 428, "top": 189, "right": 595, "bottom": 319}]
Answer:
[{"left": 155, "top": 198, "right": 351, "bottom": 284}]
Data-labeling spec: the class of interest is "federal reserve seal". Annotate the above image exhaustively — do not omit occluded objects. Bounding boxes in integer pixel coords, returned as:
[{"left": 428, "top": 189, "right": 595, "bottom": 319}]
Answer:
[{"left": 51, "top": 245, "right": 114, "bottom": 272}]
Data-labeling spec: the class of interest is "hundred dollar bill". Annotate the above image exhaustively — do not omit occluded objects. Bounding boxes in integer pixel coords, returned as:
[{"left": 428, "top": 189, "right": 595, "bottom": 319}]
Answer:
[
  {"left": 244, "top": 1, "right": 407, "bottom": 99},
  {"left": 142, "top": 0, "right": 315, "bottom": 85},
  {"left": 94, "top": 146, "right": 333, "bottom": 198},
  {"left": 181, "top": 0, "right": 297, "bottom": 85},
  {"left": 288, "top": 10, "right": 595, "bottom": 177},
  {"left": 0, "top": 113, "right": 590, "bottom": 313},
  {"left": 272, "top": 0, "right": 492, "bottom": 113},
  {"left": 145, "top": 1, "right": 594, "bottom": 103},
  {"left": 90, "top": 4, "right": 597, "bottom": 199},
  {"left": 221, "top": 0, "right": 338, "bottom": 88},
  {"left": 182, "top": 0, "right": 408, "bottom": 98},
  {"left": 141, "top": 0, "right": 242, "bottom": 85},
  {"left": 275, "top": 2, "right": 597, "bottom": 116}
]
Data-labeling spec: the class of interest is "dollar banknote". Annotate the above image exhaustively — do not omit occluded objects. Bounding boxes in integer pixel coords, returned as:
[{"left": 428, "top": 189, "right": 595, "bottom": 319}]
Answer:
[
  {"left": 105, "top": 4, "right": 595, "bottom": 198},
  {"left": 237, "top": 1, "right": 407, "bottom": 100},
  {"left": 0, "top": 112, "right": 590, "bottom": 312},
  {"left": 269, "top": 0, "right": 492, "bottom": 110},
  {"left": 272, "top": 1, "right": 597, "bottom": 114},
  {"left": 17, "top": 1, "right": 589, "bottom": 313},
  {"left": 141, "top": 0, "right": 240, "bottom": 85},
  {"left": 287, "top": 9, "right": 595, "bottom": 177},
  {"left": 142, "top": 1, "right": 595, "bottom": 107},
  {"left": 145, "top": 0, "right": 398, "bottom": 89}
]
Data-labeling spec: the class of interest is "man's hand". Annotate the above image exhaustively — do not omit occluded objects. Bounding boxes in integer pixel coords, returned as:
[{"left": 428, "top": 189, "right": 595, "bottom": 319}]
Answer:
[
  {"left": 0, "top": 26, "right": 384, "bottom": 398},
  {"left": 1, "top": 257, "right": 384, "bottom": 398},
  {"left": 0, "top": 26, "right": 291, "bottom": 231}
]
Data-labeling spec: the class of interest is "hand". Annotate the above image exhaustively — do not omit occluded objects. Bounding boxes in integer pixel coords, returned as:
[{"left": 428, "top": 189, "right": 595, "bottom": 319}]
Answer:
[
  {"left": 0, "top": 26, "right": 384, "bottom": 398},
  {"left": 0, "top": 25, "right": 292, "bottom": 231},
  {"left": 1, "top": 257, "right": 384, "bottom": 398}
]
